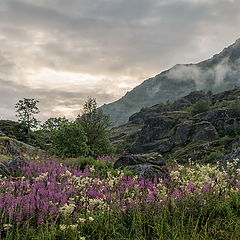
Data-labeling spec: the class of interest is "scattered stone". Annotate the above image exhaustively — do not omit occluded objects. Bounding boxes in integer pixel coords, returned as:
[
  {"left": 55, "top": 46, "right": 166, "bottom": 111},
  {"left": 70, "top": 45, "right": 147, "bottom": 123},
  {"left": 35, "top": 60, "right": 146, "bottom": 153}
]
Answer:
[
  {"left": 0, "top": 162, "right": 10, "bottom": 178},
  {"left": 220, "top": 147, "right": 240, "bottom": 169},
  {"left": 6, "top": 156, "right": 28, "bottom": 173}
]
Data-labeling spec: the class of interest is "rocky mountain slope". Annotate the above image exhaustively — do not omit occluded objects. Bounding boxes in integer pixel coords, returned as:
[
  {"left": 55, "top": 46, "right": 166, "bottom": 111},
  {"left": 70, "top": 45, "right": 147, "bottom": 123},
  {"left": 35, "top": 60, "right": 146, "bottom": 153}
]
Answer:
[
  {"left": 101, "top": 38, "right": 240, "bottom": 127},
  {"left": 111, "top": 87, "right": 240, "bottom": 164}
]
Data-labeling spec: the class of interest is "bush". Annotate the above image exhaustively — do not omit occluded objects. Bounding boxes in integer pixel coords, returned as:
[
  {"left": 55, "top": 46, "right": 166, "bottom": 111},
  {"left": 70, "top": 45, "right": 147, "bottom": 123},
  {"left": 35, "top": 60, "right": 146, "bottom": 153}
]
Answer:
[
  {"left": 0, "top": 120, "right": 29, "bottom": 142},
  {"left": 51, "top": 123, "right": 89, "bottom": 158},
  {"left": 65, "top": 156, "right": 95, "bottom": 170},
  {"left": 231, "top": 98, "right": 240, "bottom": 117},
  {"left": 207, "top": 151, "right": 224, "bottom": 163},
  {"left": 191, "top": 99, "right": 210, "bottom": 116},
  {"left": 219, "top": 135, "right": 235, "bottom": 145}
]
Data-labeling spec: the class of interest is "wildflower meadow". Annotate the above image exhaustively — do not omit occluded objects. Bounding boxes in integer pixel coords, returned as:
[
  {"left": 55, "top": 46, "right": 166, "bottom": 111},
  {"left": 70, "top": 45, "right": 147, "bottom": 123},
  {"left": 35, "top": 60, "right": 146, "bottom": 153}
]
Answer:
[{"left": 1, "top": 157, "right": 240, "bottom": 239}]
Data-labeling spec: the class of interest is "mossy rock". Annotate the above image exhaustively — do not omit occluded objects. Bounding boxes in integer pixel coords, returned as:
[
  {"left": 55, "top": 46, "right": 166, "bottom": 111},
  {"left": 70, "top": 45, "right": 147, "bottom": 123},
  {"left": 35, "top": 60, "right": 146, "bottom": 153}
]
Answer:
[
  {"left": 0, "top": 136, "right": 11, "bottom": 141},
  {"left": 0, "top": 154, "right": 12, "bottom": 163}
]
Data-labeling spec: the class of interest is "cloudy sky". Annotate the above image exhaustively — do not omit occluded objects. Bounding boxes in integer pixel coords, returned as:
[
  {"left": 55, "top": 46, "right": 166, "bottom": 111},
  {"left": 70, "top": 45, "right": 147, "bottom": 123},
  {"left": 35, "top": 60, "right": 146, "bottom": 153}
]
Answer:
[{"left": 0, "top": 0, "right": 239, "bottom": 122}]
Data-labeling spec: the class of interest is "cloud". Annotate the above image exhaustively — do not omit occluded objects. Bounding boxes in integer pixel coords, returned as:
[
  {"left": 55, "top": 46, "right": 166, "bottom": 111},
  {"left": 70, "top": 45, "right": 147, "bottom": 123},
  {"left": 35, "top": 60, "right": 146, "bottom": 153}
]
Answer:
[
  {"left": 167, "top": 56, "right": 240, "bottom": 89},
  {"left": 0, "top": 0, "right": 239, "bottom": 120}
]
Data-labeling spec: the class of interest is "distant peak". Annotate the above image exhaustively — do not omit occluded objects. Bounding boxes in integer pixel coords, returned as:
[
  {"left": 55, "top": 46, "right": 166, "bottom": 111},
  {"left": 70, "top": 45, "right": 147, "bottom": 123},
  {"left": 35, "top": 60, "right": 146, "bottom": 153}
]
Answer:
[{"left": 234, "top": 38, "right": 240, "bottom": 45}]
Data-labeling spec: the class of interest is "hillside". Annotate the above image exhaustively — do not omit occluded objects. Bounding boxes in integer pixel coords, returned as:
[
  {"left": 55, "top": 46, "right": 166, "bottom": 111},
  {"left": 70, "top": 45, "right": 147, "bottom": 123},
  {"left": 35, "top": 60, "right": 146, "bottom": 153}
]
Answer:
[
  {"left": 111, "top": 87, "right": 240, "bottom": 164},
  {"left": 101, "top": 38, "right": 240, "bottom": 127}
]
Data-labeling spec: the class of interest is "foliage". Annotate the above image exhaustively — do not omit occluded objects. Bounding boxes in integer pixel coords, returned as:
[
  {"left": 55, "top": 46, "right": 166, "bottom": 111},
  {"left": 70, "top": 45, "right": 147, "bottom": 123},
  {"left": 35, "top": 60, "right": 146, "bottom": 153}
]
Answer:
[
  {"left": 65, "top": 157, "right": 95, "bottom": 170},
  {"left": 115, "top": 135, "right": 137, "bottom": 154},
  {"left": 76, "top": 97, "right": 113, "bottom": 157},
  {"left": 225, "top": 125, "right": 240, "bottom": 136},
  {"left": 15, "top": 98, "right": 40, "bottom": 142},
  {"left": 0, "top": 120, "right": 29, "bottom": 142},
  {"left": 51, "top": 122, "right": 89, "bottom": 158},
  {"left": 219, "top": 135, "right": 235, "bottom": 145},
  {"left": 41, "top": 117, "right": 69, "bottom": 131},
  {"left": 206, "top": 151, "right": 224, "bottom": 163},
  {"left": 190, "top": 99, "right": 211, "bottom": 116}
]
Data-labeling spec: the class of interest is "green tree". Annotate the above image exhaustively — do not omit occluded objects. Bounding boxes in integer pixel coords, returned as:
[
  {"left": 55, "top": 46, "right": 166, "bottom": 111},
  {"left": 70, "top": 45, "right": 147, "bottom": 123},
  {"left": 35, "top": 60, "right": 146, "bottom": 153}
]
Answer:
[
  {"left": 15, "top": 98, "right": 40, "bottom": 142},
  {"left": 51, "top": 122, "right": 89, "bottom": 158},
  {"left": 42, "top": 117, "right": 69, "bottom": 131},
  {"left": 76, "top": 97, "right": 113, "bottom": 157}
]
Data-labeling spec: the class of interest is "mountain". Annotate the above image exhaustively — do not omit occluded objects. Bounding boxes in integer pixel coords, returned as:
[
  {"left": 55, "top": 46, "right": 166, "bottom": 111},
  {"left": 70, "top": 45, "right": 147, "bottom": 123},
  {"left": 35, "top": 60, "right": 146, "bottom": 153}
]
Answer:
[{"left": 100, "top": 38, "right": 240, "bottom": 127}]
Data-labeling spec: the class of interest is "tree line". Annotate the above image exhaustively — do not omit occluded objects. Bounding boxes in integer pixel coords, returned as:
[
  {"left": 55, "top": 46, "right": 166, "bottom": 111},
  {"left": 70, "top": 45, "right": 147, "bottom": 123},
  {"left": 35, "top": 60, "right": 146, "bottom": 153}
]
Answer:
[{"left": 15, "top": 97, "right": 113, "bottom": 158}]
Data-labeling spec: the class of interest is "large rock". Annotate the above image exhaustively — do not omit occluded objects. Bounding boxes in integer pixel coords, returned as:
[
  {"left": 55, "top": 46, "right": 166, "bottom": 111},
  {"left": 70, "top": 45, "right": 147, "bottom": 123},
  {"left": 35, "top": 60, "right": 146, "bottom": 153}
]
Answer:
[
  {"left": 114, "top": 153, "right": 167, "bottom": 179},
  {"left": 173, "top": 121, "right": 193, "bottom": 146},
  {"left": 114, "top": 152, "right": 166, "bottom": 169},
  {"left": 192, "top": 121, "right": 219, "bottom": 142},
  {"left": 137, "top": 111, "right": 190, "bottom": 145},
  {"left": 127, "top": 164, "right": 167, "bottom": 180},
  {"left": 0, "top": 137, "right": 45, "bottom": 159},
  {"left": 138, "top": 117, "right": 173, "bottom": 144}
]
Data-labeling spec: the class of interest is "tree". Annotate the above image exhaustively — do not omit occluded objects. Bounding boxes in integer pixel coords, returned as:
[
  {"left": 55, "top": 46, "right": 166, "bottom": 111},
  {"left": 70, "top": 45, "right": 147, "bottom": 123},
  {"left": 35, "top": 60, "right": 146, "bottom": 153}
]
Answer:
[
  {"left": 42, "top": 117, "right": 69, "bottom": 131},
  {"left": 76, "top": 97, "right": 113, "bottom": 157},
  {"left": 51, "top": 122, "right": 89, "bottom": 158},
  {"left": 15, "top": 98, "right": 40, "bottom": 142}
]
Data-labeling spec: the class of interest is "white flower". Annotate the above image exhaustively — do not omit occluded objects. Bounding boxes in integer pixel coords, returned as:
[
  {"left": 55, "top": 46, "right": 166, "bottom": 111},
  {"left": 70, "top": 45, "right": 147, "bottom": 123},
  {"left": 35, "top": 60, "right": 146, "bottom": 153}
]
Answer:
[
  {"left": 60, "top": 203, "right": 75, "bottom": 216},
  {"left": 69, "top": 224, "right": 78, "bottom": 230},
  {"left": 60, "top": 224, "right": 67, "bottom": 231},
  {"left": 78, "top": 217, "right": 86, "bottom": 223},
  {"left": 88, "top": 216, "right": 94, "bottom": 222},
  {"left": 3, "top": 224, "right": 12, "bottom": 230}
]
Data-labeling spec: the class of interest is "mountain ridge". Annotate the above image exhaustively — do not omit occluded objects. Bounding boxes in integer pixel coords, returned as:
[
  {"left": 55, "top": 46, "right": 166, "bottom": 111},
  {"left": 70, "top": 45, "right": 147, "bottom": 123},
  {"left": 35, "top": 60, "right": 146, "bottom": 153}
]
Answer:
[{"left": 100, "top": 38, "right": 240, "bottom": 127}]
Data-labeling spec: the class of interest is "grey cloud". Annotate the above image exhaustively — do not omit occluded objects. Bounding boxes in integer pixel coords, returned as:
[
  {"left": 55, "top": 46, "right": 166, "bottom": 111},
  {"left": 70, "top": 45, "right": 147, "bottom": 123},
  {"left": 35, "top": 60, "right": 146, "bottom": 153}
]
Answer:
[{"left": 0, "top": 0, "right": 239, "bottom": 120}]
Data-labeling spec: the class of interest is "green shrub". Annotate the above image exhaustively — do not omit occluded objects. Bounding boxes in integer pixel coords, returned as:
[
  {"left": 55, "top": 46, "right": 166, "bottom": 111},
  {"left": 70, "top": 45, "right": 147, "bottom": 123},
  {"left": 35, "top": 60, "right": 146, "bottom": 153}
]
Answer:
[
  {"left": 51, "top": 123, "right": 89, "bottom": 158},
  {"left": 219, "top": 135, "right": 235, "bottom": 145},
  {"left": 207, "top": 151, "right": 224, "bottom": 163},
  {"left": 191, "top": 99, "right": 210, "bottom": 116},
  {"left": 231, "top": 98, "right": 240, "bottom": 117},
  {"left": 115, "top": 135, "right": 136, "bottom": 154},
  {"left": 66, "top": 156, "right": 95, "bottom": 170},
  {"left": 0, "top": 120, "right": 29, "bottom": 142}
]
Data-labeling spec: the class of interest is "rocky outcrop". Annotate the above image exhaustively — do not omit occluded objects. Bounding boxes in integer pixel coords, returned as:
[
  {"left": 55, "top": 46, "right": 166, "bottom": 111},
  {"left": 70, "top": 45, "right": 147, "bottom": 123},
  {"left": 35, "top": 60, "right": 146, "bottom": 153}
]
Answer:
[
  {"left": 131, "top": 119, "right": 219, "bottom": 155},
  {"left": 111, "top": 87, "right": 240, "bottom": 164},
  {"left": 114, "top": 153, "right": 168, "bottom": 179},
  {"left": 0, "top": 137, "right": 44, "bottom": 159},
  {"left": 172, "top": 91, "right": 208, "bottom": 110},
  {"left": 192, "top": 121, "right": 219, "bottom": 142}
]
